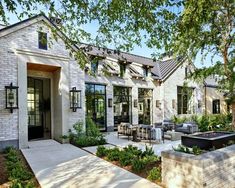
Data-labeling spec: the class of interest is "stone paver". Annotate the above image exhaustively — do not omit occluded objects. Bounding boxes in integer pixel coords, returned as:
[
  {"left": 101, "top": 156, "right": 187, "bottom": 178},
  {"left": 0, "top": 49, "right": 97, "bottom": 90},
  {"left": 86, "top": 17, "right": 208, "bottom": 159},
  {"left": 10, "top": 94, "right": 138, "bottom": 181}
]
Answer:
[
  {"left": 22, "top": 140, "right": 160, "bottom": 188},
  {"left": 104, "top": 132, "right": 181, "bottom": 156}
]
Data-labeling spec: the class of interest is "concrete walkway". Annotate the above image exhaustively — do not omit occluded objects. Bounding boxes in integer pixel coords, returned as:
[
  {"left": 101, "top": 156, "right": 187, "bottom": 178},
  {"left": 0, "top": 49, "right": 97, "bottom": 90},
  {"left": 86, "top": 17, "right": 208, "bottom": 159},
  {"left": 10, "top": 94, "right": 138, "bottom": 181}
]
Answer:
[{"left": 22, "top": 140, "right": 160, "bottom": 188}]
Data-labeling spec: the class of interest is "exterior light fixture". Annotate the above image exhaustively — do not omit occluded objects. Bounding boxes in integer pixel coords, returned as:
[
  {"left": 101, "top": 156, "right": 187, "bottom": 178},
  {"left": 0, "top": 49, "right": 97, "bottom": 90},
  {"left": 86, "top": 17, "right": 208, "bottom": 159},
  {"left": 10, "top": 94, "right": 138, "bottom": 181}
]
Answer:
[
  {"left": 172, "top": 99, "right": 176, "bottom": 109},
  {"left": 134, "top": 99, "right": 138, "bottom": 107},
  {"left": 108, "top": 98, "right": 113, "bottom": 107},
  {"left": 156, "top": 100, "right": 161, "bottom": 108},
  {"left": 198, "top": 100, "right": 202, "bottom": 108},
  {"left": 5, "top": 83, "right": 18, "bottom": 113},
  {"left": 70, "top": 87, "right": 81, "bottom": 112}
]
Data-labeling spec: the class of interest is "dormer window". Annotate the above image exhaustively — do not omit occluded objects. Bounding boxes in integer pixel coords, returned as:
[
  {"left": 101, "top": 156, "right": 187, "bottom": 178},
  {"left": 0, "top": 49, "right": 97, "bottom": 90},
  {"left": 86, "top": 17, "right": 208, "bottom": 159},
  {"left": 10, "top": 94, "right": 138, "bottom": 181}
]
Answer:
[
  {"left": 38, "top": 32, "right": 47, "bottom": 50},
  {"left": 91, "top": 60, "right": 98, "bottom": 74},
  {"left": 120, "top": 63, "right": 126, "bottom": 77},
  {"left": 144, "top": 67, "right": 148, "bottom": 77}
]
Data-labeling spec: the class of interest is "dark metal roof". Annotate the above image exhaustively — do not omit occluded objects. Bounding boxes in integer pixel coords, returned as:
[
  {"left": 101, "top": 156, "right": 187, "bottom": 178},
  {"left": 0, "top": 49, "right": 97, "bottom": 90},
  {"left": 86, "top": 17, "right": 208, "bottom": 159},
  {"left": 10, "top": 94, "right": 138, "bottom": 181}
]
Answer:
[{"left": 0, "top": 15, "right": 185, "bottom": 82}]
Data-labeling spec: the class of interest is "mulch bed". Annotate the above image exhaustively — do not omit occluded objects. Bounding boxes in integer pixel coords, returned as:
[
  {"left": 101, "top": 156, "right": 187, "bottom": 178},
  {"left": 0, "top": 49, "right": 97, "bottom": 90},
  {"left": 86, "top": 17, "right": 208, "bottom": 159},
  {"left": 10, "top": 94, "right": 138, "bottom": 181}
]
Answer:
[
  {"left": 0, "top": 153, "right": 9, "bottom": 187},
  {"left": 0, "top": 151, "right": 40, "bottom": 188}
]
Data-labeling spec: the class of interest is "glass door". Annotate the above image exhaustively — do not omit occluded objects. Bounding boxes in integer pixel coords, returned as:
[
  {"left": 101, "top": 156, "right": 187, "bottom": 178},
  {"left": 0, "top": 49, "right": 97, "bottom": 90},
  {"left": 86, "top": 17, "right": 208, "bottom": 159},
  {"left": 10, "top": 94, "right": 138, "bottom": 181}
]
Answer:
[
  {"left": 138, "top": 88, "right": 153, "bottom": 125},
  {"left": 27, "top": 77, "right": 44, "bottom": 140},
  {"left": 85, "top": 83, "right": 106, "bottom": 131},
  {"left": 113, "top": 86, "right": 132, "bottom": 128}
]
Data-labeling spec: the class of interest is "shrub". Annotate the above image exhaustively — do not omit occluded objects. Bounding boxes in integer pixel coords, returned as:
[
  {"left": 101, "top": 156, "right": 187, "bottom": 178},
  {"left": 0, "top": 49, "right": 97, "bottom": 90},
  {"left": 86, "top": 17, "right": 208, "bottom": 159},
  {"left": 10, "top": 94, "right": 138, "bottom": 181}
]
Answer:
[
  {"left": 123, "top": 145, "right": 142, "bottom": 156},
  {"left": 141, "top": 145, "right": 154, "bottom": 157},
  {"left": 69, "top": 117, "right": 106, "bottom": 147},
  {"left": 4, "top": 147, "right": 35, "bottom": 188},
  {"left": 147, "top": 167, "right": 161, "bottom": 181},
  {"left": 173, "top": 145, "right": 202, "bottom": 155},
  {"left": 107, "top": 147, "right": 121, "bottom": 161},
  {"left": 96, "top": 146, "right": 108, "bottom": 158},
  {"left": 142, "top": 155, "right": 160, "bottom": 165},
  {"left": 131, "top": 158, "right": 145, "bottom": 172},
  {"left": 119, "top": 151, "right": 134, "bottom": 166}
]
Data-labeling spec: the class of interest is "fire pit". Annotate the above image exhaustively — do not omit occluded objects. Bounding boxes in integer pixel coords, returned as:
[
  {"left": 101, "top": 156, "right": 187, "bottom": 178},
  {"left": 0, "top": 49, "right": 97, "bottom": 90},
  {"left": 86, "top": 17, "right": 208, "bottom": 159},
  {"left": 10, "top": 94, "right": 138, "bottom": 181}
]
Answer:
[{"left": 182, "top": 131, "right": 235, "bottom": 150}]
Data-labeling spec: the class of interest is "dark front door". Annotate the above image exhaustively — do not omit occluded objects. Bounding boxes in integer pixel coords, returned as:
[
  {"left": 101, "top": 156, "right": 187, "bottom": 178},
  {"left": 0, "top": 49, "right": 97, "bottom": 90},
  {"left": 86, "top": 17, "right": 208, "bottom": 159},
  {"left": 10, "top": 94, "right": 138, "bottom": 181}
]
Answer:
[{"left": 27, "top": 77, "right": 44, "bottom": 140}]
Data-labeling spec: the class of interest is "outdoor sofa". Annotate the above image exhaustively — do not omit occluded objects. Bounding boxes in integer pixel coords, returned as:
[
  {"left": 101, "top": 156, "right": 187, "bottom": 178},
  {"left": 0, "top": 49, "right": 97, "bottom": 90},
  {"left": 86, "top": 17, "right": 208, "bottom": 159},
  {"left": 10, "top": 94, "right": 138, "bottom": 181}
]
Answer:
[{"left": 175, "top": 122, "right": 199, "bottom": 134}]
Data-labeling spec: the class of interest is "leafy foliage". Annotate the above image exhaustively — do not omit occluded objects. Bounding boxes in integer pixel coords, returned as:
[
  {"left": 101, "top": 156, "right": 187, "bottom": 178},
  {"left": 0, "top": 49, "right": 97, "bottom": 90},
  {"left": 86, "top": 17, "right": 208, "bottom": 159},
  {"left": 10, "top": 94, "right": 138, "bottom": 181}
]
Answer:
[
  {"left": 4, "top": 147, "right": 35, "bottom": 188},
  {"left": 173, "top": 145, "right": 203, "bottom": 155},
  {"left": 171, "top": 114, "right": 232, "bottom": 132},
  {"left": 69, "top": 117, "right": 106, "bottom": 147},
  {"left": 147, "top": 167, "right": 161, "bottom": 182},
  {"left": 96, "top": 145, "right": 108, "bottom": 158}
]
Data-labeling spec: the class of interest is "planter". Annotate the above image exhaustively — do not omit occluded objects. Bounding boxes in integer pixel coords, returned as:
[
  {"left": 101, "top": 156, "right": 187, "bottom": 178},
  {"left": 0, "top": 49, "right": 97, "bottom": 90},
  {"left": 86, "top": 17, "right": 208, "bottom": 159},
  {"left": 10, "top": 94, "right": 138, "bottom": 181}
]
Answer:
[
  {"left": 161, "top": 144, "right": 235, "bottom": 188},
  {"left": 182, "top": 131, "right": 235, "bottom": 150}
]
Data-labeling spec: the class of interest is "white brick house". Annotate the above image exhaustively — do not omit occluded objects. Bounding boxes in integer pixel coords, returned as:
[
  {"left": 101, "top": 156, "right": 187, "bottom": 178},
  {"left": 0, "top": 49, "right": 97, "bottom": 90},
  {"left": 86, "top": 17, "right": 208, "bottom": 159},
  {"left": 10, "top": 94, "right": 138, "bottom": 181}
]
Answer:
[{"left": 0, "top": 15, "right": 226, "bottom": 149}]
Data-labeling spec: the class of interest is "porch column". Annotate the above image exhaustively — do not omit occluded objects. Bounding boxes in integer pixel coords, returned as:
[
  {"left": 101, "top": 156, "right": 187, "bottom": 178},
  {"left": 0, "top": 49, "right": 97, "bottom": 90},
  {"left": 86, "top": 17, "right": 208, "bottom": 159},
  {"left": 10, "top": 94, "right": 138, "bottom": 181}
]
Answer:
[{"left": 18, "top": 60, "right": 28, "bottom": 149}]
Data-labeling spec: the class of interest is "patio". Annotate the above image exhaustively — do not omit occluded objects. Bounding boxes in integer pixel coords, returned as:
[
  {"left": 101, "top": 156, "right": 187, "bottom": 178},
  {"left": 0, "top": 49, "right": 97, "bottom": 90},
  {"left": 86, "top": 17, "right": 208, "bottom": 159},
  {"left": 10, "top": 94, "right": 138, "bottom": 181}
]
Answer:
[{"left": 84, "top": 132, "right": 181, "bottom": 156}]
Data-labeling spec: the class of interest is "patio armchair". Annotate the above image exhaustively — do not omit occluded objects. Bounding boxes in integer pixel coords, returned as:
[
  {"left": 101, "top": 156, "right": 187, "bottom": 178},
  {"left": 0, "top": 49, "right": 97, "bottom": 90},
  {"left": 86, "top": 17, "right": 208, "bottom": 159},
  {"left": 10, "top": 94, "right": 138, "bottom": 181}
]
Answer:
[
  {"left": 175, "top": 122, "right": 198, "bottom": 134},
  {"left": 117, "top": 122, "right": 133, "bottom": 140},
  {"left": 154, "top": 119, "right": 175, "bottom": 132}
]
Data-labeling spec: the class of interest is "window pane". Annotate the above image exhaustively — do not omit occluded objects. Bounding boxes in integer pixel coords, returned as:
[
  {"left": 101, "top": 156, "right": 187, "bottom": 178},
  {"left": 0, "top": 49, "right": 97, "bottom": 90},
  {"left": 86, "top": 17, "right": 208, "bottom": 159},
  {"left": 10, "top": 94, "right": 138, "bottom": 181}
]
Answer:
[{"left": 38, "top": 32, "right": 47, "bottom": 50}]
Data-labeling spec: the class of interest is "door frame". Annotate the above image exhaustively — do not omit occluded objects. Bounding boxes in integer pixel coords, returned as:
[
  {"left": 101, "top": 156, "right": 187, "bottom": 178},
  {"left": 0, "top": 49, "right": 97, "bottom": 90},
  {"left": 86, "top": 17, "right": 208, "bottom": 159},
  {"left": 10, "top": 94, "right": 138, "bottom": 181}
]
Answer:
[
  {"left": 27, "top": 73, "right": 53, "bottom": 140},
  {"left": 85, "top": 82, "right": 107, "bottom": 131}
]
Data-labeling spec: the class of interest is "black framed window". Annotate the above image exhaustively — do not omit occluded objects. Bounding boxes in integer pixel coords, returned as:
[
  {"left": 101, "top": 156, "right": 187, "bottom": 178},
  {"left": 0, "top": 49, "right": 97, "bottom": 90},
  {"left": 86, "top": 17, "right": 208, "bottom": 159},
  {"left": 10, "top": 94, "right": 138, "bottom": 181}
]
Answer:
[
  {"left": 85, "top": 83, "right": 106, "bottom": 131},
  {"left": 138, "top": 88, "right": 153, "bottom": 124},
  {"left": 113, "top": 86, "right": 132, "bottom": 128},
  {"left": 212, "top": 99, "right": 220, "bottom": 114},
  {"left": 177, "top": 86, "right": 194, "bottom": 114},
  {"left": 38, "top": 32, "right": 47, "bottom": 50}
]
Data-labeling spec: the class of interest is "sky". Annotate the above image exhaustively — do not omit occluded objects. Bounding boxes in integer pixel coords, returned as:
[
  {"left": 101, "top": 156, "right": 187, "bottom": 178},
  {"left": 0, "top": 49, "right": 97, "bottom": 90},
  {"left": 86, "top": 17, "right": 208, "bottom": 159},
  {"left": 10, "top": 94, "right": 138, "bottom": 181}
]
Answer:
[{"left": 2, "top": 4, "right": 221, "bottom": 68}]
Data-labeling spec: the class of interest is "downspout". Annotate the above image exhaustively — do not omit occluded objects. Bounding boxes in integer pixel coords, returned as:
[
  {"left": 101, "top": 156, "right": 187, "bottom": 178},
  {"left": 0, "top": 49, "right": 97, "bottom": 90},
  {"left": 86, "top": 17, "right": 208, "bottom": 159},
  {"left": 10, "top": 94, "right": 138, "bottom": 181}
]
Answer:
[{"left": 204, "top": 86, "right": 207, "bottom": 115}]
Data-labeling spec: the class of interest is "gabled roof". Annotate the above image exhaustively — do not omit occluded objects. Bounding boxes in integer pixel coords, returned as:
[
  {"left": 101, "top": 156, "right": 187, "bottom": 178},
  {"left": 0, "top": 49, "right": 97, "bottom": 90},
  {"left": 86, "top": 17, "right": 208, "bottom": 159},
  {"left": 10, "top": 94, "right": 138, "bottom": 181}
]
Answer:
[{"left": 0, "top": 14, "right": 186, "bottom": 82}]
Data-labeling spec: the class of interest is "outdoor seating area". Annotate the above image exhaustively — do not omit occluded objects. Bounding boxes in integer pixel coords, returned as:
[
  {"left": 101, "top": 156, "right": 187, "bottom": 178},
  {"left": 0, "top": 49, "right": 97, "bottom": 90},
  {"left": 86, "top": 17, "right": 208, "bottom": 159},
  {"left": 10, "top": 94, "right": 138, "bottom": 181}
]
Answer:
[
  {"left": 117, "top": 123, "right": 163, "bottom": 143},
  {"left": 117, "top": 120, "right": 200, "bottom": 143}
]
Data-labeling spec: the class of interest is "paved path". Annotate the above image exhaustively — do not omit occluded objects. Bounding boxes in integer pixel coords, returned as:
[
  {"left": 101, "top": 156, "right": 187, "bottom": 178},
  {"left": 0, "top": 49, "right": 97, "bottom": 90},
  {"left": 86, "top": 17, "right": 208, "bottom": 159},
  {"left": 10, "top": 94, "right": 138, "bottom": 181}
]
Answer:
[{"left": 22, "top": 140, "right": 160, "bottom": 188}]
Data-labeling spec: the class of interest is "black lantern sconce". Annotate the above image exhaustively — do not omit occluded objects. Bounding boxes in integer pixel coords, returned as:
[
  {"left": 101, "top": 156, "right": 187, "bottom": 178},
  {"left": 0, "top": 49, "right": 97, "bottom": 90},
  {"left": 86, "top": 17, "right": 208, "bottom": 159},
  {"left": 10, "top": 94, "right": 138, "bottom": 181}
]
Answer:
[
  {"left": 108, "top": 98, "right": 113, "bottom": 107},
  {"left": 5, "top": 83, "right": 19, "bottom": 113},
  {"left": 134, "top": 99, "right": 138, "bottom": 108},
  {"left": 198, "top": 100, "right": 202, "bottom": 108},
  {"left": 70, "top": 87, "right": 81, "bottom": 112},
  {"left": 156, "top": 100, "right": 161, "bottom": 108}
]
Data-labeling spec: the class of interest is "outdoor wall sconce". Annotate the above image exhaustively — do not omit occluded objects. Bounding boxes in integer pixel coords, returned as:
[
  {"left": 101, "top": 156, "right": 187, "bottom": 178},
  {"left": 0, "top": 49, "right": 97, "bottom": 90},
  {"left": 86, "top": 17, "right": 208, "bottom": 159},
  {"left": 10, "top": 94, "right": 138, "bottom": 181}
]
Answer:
[
  {"left": 5, "top": 83, "right": 19, "bottom": 113},
  {"left": 108, "top": 98, "right": 113, "bottom": 107},
  {"left": 70, "top": 87, "right": 81, "bottom": 112},
  {"left": 156, "top": 100, "right": 161, "bottom": 108},
  {"left": 198, "top": 100, "right": 202, "bottom": 108},
  {"left": 134, "top": 99, "right": 138, "bottom": 107},
  {"left": 172, "top": 99, "right": 176, "bottom": 109}
]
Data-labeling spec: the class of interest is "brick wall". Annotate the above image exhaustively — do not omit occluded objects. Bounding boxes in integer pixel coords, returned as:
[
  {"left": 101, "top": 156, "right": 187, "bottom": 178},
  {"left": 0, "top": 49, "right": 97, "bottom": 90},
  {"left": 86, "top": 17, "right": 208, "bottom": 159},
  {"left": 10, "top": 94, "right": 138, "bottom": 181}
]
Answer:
[{"left": 162, "top": 145, "right": 235, "bottom": 188}]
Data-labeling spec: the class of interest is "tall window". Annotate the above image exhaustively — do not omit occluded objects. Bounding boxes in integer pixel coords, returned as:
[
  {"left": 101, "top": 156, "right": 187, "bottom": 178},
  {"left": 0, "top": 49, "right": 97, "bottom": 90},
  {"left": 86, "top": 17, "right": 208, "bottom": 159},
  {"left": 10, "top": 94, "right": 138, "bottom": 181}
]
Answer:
[
  {"left": 91, "top": 60, "right": 98, "bottom": 74},
  {"left": 38, "top": 32, "right": 47, "bottom": 50},
  {"left": 143, "top": 67, "right": 148, "bottom": 78},
  {"left": 85, "top": 84, "right": 106, "bottom": 130},
  {"left": 113, "top": 86, "right": 132, "bottom": 128},
  {"left": 212, "top": 99, "right": 220, "bottom": 114},
  {"left": 119, "top": 64, "right": 126, "bottom": 77},
  {"left": 138, "top": 88, "right": 152, "bottom": 124},
  {"left": 177, "top": 86, "right": 194, "bottom": 114}
]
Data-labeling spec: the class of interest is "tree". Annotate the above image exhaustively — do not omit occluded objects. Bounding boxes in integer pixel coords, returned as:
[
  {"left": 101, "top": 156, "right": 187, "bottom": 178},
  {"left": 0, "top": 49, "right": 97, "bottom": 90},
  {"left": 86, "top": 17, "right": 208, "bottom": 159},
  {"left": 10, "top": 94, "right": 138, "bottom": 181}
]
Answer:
[{"left": 1, "top": 0, "right": 235, "bottom": 128}]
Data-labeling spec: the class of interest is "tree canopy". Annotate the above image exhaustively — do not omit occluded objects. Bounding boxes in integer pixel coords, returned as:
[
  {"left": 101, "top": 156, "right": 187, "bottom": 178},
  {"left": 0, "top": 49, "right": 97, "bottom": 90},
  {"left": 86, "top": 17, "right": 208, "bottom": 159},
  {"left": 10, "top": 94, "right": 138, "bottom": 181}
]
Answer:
[{"left": 1, "top": 0, "right": 235, "bottom": 102}]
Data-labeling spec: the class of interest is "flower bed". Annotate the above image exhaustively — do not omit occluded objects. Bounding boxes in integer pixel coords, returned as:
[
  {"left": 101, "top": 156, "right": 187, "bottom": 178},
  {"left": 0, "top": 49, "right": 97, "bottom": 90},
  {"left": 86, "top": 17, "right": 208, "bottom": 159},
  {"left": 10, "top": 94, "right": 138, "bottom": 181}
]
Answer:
[
  {"left": 96, "top": 145, "right": 163, "bottom": 186},
  {"left": 66, "top": 117, "right": 107, "bottom": 147},
  {"left": 0, "top": 147, "right": 39, "bottom": 188}
]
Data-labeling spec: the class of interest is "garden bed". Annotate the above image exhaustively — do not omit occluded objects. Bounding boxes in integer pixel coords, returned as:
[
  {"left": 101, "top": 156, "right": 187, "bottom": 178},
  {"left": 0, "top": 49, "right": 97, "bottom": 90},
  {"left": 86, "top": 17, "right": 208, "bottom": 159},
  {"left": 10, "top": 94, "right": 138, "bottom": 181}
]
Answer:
[
  {"left": 0, "top": 148, "right": 40, "bottom": 188},
  {"left": 96, "top": 145, "right": 164, "bottom": 187}
]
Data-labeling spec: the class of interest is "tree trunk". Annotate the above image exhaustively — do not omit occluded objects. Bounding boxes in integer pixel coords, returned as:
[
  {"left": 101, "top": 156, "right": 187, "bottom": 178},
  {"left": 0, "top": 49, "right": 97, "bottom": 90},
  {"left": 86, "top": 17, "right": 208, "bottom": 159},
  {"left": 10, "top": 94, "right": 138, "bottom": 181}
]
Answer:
[{"left": 232, "top": 102, "right": 235, "bottom": 131}]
